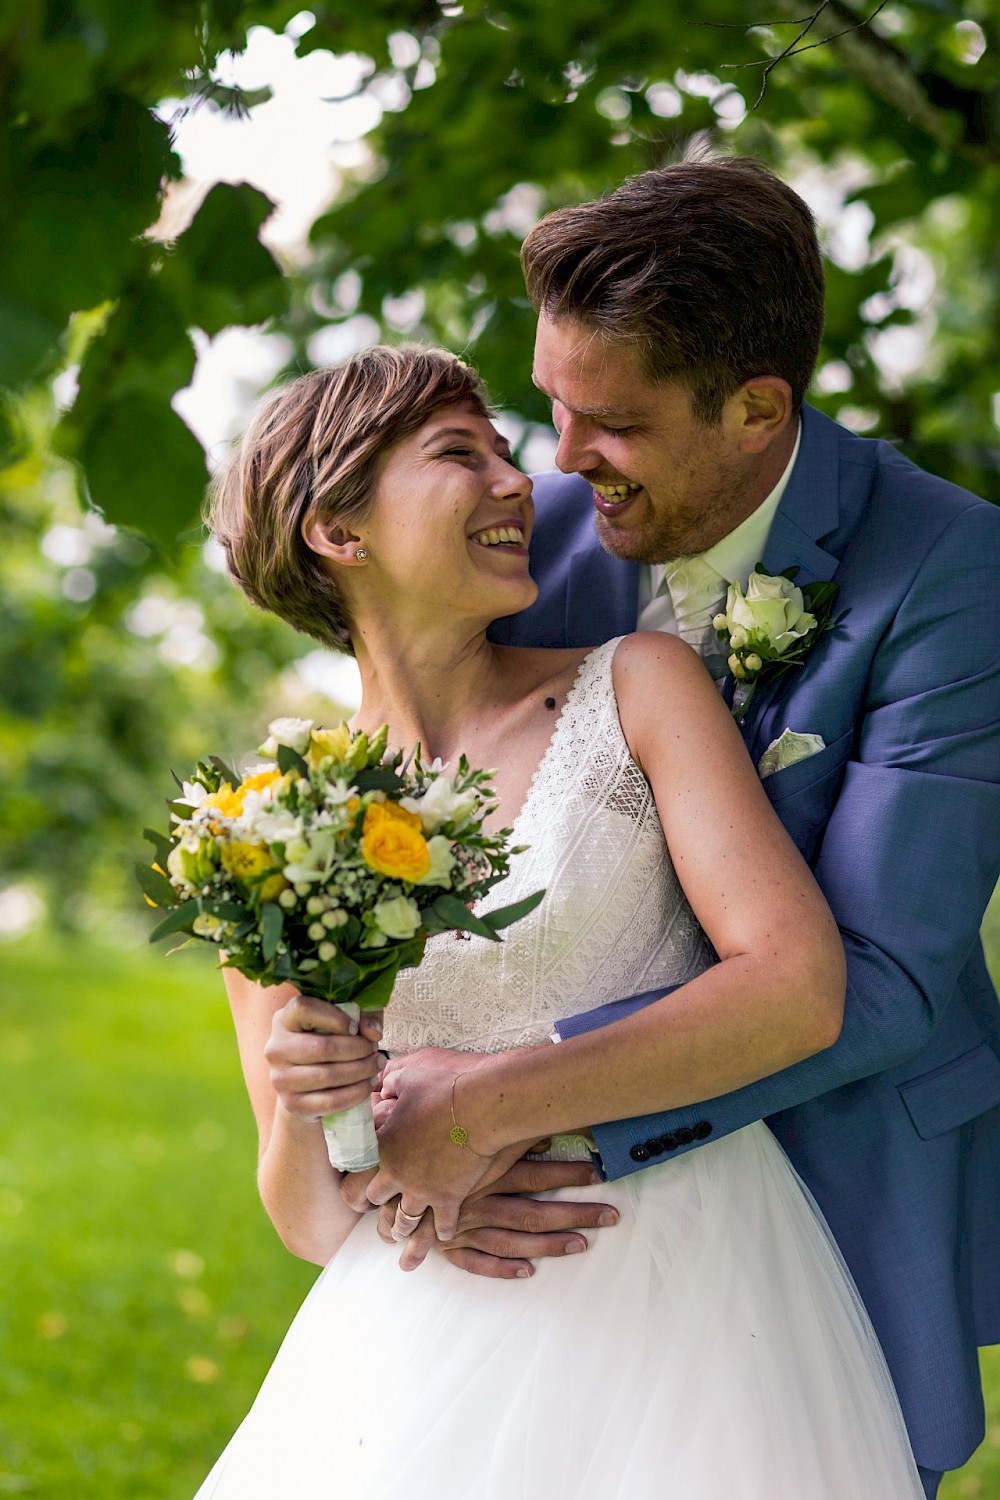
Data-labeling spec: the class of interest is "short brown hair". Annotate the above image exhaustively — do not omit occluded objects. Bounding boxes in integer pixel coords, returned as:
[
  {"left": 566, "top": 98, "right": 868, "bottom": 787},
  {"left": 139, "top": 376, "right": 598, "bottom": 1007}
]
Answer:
[
  {"left": 207, "top": 345, "right": 489, "bottom": 652},
  {"left": 521, "top": 157, "right": 824, "bottom": 420}
]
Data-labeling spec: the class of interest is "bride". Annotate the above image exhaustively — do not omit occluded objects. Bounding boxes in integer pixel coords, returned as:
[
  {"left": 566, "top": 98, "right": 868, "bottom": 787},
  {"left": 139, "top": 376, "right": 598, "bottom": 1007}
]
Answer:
[{"left": 196, "top": 344, "right": 923, "bottom": 1497}]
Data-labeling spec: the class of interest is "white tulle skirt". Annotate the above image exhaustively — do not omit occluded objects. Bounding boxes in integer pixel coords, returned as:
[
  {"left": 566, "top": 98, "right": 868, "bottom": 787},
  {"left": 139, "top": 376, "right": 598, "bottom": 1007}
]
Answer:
[{"left": 195, "top": 1123, "right": 923, "bottom": 1499}]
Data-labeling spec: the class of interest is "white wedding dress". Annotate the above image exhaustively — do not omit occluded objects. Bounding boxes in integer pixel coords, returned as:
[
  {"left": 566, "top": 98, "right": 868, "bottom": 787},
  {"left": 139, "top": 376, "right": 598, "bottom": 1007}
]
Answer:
[{"left": 196, "top": 640, "right": 924, "bottom": 1499}]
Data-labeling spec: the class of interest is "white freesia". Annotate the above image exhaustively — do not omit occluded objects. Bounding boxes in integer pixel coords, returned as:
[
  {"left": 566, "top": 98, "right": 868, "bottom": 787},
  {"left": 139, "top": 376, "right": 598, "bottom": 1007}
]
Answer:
[
  {"left": 174, "top": 780, "right": 211, "bottom": 812},
  {"left": 372, "top": 893, "right": 421, "bottom": 940},
  {"left": 247, "top": 806, "right": 304, "bottom": 845},
  {"left": 401, "top": 774, "right": 482, "bottom": 833},
  {"left": 725, "top": 574, "right": 817, "bottom": 657},
  {"left": 415, "top": 835, "right": 457, "bottom": 887},
  {"left": 323, "top": 776, "right": 360, "bottom": 807},
  {"left": 259, "top": 717, "right": 315, "bottom": 758}
]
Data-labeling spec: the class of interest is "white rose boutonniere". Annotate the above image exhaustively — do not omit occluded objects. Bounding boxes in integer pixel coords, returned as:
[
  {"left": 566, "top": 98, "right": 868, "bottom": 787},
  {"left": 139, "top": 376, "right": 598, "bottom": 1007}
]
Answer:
[{"left": 713, "top": 566, "right": 839, "bottom": 719}]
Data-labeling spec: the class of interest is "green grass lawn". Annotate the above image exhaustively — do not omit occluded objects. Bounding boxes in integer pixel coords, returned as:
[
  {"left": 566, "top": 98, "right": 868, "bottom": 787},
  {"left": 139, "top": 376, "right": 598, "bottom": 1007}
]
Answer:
[{"left": 0, "top": 897, "right": 998, "bottom": 1497}]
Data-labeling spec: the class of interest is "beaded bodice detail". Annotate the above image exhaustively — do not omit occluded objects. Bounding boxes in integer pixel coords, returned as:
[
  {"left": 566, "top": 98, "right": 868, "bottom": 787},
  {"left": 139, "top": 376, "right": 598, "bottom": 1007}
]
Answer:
[{"left": 383, "top": 639, "right": 716, "bottom": 1059}]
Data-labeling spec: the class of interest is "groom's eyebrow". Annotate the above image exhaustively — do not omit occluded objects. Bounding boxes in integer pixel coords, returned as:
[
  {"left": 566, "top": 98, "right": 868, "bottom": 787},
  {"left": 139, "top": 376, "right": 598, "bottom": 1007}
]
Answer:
[{"left": 530, "top": 374, "right": 638, "bottom": 420}]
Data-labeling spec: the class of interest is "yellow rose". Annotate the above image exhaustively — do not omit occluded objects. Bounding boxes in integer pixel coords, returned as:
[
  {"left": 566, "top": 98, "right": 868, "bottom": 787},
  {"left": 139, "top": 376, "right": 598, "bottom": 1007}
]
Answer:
[
  {"left": 203, "top": 782, "right": 244, "bottom": 819},
  {"left": 204, "top": 770, "right": 285, "bottom": 823},
  {"left": 361, "top": 806, "right": 430, "bottom": 883},
  {"left": 221, "top": 841, "right": 288, "bottom": 902},
  {"left": 238, "top": 769, "right": 286, "bottom": 800},
  {"left": 363, "top": 801, "right": 423, "bottom": 834},
  {"left": 308, "top": 724, "right": 353, "bottom": 767}
]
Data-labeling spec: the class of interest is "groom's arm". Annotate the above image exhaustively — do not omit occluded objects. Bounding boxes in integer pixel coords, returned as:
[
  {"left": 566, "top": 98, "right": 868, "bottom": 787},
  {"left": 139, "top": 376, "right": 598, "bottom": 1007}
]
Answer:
[{"left": 575, "top": 500, "right": 1000, "bottom": 1178}]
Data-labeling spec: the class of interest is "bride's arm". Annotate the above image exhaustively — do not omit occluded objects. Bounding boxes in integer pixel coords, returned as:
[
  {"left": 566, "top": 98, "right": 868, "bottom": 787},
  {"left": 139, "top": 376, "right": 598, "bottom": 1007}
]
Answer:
[
  {"left": 224, "top": 971, "right": 384, "bottom": 1264},
  {"left": 369, "top": 633, "right": 845, "bottom": 1234}
]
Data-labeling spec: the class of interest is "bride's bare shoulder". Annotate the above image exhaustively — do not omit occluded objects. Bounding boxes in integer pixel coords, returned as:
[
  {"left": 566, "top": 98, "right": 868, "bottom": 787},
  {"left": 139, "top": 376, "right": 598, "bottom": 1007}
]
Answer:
[{"left": 611, "top": 632, "right": 734, "bottom": 770}]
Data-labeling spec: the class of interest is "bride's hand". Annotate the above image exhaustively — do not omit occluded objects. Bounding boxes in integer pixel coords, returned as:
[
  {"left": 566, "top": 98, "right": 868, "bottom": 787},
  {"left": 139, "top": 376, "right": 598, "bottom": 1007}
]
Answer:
[
  {"left": 264, "top": 994, "right": 385, "bottom": 1122},
  {"left": 365, "top": 1050, "right": 527, "bottom": 1242}
]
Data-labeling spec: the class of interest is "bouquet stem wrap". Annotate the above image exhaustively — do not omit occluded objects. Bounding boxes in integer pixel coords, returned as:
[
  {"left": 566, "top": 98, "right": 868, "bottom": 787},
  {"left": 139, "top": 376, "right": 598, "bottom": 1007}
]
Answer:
[{"left": 320, "top": 1001, "right": 379, "bottom": 1173}]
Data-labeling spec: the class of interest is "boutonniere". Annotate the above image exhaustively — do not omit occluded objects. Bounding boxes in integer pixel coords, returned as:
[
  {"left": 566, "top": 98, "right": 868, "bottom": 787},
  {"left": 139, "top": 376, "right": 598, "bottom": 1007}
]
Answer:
[{"left": 713, "top": 567, "right": 839, "bottom": 720}]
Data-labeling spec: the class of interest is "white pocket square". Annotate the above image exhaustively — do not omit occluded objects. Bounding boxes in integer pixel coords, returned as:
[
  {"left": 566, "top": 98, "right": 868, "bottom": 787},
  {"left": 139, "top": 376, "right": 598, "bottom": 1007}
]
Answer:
[{"left": 757, "top": 729, "right": 827, "bottom": 780}]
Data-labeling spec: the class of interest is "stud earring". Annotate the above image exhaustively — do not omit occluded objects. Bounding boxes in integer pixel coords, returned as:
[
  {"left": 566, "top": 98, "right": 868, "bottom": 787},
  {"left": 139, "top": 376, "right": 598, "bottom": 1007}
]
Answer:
[{"left": 356, "top": 547, "right": 369, "bottom": 561}]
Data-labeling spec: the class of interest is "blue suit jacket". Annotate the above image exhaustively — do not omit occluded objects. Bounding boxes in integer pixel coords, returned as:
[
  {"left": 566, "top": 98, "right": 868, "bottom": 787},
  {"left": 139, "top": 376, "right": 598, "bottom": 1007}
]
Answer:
[{"left": 491, "top": 404, "right": 1000, "bottom": 1473}]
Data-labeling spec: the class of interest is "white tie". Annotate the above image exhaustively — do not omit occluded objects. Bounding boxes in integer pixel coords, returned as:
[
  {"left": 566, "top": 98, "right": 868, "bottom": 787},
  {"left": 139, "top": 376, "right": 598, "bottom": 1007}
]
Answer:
[{"left": 661, "top": 557, "right": 729, "bottom": 678}]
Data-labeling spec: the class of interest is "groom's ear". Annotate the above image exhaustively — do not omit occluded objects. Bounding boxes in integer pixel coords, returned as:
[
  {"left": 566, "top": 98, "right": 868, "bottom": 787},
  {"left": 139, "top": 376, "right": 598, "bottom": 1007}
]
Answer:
[
  {"left": 301, "top": 510, "right": 366, "bottom": 568},
  {"left": 727, "top": 378, "right": 794, "bottom": 455}
]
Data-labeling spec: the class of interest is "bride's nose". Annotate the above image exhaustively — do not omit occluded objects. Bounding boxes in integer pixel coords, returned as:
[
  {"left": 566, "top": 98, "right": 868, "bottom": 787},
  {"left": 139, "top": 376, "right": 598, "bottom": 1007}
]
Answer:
[{"left": 491, "top": 457, "right": 533, "bottom": 502}]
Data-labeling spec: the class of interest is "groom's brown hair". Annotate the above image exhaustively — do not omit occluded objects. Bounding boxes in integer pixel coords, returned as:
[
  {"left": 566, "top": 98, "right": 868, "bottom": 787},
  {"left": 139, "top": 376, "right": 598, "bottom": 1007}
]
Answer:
[{"left": 521, "top": 156, "right": 824, "bottom": 421}]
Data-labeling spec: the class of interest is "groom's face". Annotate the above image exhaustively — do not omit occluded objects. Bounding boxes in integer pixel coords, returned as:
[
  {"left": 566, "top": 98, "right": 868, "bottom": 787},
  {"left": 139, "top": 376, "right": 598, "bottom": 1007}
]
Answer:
[{"left": 532, "top": 313, "right": 760, "bottom": 563}]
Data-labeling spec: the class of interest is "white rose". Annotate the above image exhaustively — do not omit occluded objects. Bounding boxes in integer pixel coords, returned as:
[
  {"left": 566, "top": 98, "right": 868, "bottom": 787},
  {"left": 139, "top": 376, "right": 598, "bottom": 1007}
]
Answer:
[
  {"left": 725, "top": 574, "right": 817, "bottom": 657},
  {"left": 414, "top": 835, "right": 457, "bottom": 887},
  {"left": 372, "top": 893, "right": 421, "bottom": 941},
  {"left": 401, "top": 775, "right": 480, "bottom": 834},
  {"left": 259, "top": 717, "right": 314, "bottom": 758}
]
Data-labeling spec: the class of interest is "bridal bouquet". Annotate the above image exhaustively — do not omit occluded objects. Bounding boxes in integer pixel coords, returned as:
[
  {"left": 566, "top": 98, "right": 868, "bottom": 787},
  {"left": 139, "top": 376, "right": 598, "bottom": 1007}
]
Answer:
[{"left": 139, "top": 717, "right": 542, "bottom": 1171}]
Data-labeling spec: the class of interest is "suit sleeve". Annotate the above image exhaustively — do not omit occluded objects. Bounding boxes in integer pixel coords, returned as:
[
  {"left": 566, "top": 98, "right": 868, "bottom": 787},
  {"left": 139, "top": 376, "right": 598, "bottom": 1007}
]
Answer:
[{"left": 581, "top": 500, "right": 1000, "bottom": 1179}]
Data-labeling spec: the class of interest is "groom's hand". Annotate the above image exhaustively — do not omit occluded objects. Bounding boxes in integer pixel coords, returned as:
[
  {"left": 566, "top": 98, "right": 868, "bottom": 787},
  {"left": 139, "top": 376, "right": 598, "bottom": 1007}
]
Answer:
[{"left": 339, "top": 1157, "right": 620, "bottom": 1278}]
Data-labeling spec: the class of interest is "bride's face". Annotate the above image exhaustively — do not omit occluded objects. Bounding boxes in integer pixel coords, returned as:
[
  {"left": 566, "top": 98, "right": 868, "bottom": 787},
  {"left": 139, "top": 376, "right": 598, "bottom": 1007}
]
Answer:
[{"left": 359, "top": 402, "right": 537, "bottom": 626}]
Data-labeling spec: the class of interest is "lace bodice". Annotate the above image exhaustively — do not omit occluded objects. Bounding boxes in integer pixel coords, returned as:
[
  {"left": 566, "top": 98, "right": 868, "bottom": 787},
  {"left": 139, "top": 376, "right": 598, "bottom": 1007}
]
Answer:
[{"left": 383, "top": 639, "right": 716, "bottom": 1060}]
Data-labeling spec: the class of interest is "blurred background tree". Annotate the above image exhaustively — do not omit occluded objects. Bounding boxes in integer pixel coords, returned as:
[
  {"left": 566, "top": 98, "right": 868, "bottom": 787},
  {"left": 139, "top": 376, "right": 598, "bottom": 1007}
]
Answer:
[{"left": 1, "top": 0, "right": 997, "bottom": 930}]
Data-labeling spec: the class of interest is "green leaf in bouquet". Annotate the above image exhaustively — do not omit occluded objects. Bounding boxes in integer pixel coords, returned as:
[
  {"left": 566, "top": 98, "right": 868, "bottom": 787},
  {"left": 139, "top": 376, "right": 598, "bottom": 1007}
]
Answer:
[
  {"left": 260, "top": 901, "right": 284, "bottom": 961},
  {"left": 480, "top": 887, "right": 545, "bottom": 933},
  {"left": 135, "top": 860, "right": 178, "bottom": 908},
  {"left": 166, "top": 798, "right": 194, "bottom": 821},
  {"left": 208, "top": 755, "right": 239, "bottom": 788},
  {"left": 143, "top": 827, "right": 173, "bottom": 868},
  {"left": 349, "top": 955, "right": 404, "bottom": 1011},
  {"left": 277, "top": 743, "right": 309, "bottom": 777},
  {"left": 316, "top": 957, "right": 364, "bottom": 993},
  {"left": 352, "top": 766, "right": 408, "bottom": 795},
  {"left": 426, "top": 893, "right": 502, "bottom": 942},
  {"left": 148, "top": 899, "right": 200, "bottom": 944},
  {"left": 394, "top": 934, "right": 428, "bottom": 970},
  {"left": 200, "top": 900, "right": 250, "bottom": 922}
]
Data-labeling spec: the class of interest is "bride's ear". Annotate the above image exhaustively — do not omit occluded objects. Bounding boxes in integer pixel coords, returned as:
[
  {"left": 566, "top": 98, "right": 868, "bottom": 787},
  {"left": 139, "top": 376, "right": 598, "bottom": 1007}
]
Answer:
[{"left": 301, "top": 510, "right": 369, "bottom": 568}]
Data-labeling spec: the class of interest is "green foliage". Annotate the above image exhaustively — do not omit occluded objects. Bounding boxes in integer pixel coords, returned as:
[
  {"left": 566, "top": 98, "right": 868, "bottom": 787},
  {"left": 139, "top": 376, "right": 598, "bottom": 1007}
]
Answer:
[
  {"left": 0, "top": 4, "right": 290, "bottom": 538},
  {"left": 3, "top": 0, "right": 999, "bottom": 539},
  {"left": 0, "top": 393, "right": 317, "bottom": 928},
  {"left": 2, "top": 0, "right": 998, "bottom": 926},
  {"left": 293, "top": 0, "right": 1000, "bottom": 493}
]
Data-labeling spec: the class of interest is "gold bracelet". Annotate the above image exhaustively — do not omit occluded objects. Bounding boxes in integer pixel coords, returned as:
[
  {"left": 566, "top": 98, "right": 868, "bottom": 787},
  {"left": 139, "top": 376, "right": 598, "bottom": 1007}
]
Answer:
[{"left": 449, "top": 1076, "right": 492, "bottom": 1159}]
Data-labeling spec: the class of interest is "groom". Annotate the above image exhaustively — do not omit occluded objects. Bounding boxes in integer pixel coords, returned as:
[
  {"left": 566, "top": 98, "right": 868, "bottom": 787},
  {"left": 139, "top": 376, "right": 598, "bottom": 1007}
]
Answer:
[
  {"left": 490, "top": 157, "right": 998, "bottom": 1497},
  {"left": 350, "top": 157, "right": 1000, "bottom": 1494}
]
